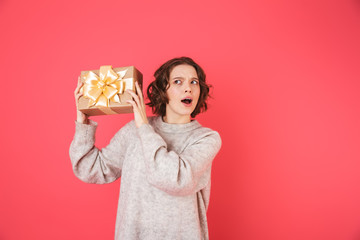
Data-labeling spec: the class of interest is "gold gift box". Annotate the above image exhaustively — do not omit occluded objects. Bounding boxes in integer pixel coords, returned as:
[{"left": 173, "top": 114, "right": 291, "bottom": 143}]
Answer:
[{"left": 78, "top": 66, "right": 143, "bottom": 116}]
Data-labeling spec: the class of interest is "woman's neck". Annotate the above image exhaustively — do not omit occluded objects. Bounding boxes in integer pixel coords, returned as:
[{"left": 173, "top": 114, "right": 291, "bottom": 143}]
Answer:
[{"left": 163, "top": 115, "right": 191, "bottom": 124}]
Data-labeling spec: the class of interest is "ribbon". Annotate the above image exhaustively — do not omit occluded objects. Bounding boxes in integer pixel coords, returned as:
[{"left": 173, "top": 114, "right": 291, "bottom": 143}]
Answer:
[{"left": 81, "top": 66, "right": 133, "bottom": 107}]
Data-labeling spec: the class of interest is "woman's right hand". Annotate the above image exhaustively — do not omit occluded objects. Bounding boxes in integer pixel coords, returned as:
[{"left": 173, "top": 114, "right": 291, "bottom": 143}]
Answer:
[{"left": 74, "top": 76, "right": 89, "bottom": 124}]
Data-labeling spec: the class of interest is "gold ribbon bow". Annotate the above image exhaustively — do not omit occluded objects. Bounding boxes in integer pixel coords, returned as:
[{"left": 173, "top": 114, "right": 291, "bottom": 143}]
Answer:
[{"left": 82, "top": 66, "right": 132, "bottom": 107}]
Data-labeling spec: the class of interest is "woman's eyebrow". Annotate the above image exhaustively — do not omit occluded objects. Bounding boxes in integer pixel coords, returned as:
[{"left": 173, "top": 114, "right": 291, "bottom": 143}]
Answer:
[{"left": 172, "top": 76, "right": 199, "bottom": 80}]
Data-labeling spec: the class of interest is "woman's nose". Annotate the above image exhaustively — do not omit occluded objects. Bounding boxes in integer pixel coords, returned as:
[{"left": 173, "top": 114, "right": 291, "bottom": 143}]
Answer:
[{"left": 184, "top": 81, "right": 192, "bottom": 93}]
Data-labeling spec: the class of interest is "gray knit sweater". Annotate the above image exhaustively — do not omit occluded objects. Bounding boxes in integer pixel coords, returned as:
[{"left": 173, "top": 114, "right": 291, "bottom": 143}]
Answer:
[{"left": 69, "top": 116, "right": 221, "bottom": 240}]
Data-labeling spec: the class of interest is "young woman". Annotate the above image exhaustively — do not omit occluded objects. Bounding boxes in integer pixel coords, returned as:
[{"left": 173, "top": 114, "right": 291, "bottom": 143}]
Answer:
[{"left": 70, "top": 57, "right": 221, "bottom": 240}]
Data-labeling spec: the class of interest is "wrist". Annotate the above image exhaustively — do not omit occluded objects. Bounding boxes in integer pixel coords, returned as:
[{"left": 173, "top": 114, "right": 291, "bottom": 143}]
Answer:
[
  {"left": 78, "top": 119, "right": 89, "bottom": 124},
  {"left": 77, "top": 111, "right": 88, "bottom": 124},
  {"left": 136, "top": 121, "right": 148, "bottom": 128}
]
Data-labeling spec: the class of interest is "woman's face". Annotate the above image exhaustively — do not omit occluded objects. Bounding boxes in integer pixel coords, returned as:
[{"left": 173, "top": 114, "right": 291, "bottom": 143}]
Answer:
[{"left": 165, "top": 64, "right": 200, "bottom": 123}]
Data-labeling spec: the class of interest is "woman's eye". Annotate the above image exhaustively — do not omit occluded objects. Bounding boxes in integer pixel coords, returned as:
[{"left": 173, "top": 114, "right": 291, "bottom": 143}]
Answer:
[
  {"left": 174, "top": 80, "right": 182, "bottom": 84},
  {"left": 191, "top": 80, "right": 199, "bottom": 84}
]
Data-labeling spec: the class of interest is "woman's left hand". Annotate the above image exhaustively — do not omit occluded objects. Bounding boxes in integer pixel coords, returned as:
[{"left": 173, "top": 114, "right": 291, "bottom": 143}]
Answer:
[{"left": 126, "top": 81, "right": 149, "bottom": 128}]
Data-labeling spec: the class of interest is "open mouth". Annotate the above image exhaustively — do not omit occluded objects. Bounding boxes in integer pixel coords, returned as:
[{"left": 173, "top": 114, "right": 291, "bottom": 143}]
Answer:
[{"left": 181, "top": 98, "right": 193, "bottom": 104}]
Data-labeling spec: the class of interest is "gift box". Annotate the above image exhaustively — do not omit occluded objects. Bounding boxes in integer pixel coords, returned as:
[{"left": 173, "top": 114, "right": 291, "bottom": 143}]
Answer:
[{"left": 78, "top": 65, "right": 143, "bottom": 116}]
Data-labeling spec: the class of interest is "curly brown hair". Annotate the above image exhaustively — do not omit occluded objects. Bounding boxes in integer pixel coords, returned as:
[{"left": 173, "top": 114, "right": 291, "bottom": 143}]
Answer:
[{"left": 146, "top": 57, "right": 211, "bottom": 118}]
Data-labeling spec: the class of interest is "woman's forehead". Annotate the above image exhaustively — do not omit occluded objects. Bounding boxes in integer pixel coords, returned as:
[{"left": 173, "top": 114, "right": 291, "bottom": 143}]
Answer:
[{"left": 170, "top": 64, "right": 198, "bottom": 78}]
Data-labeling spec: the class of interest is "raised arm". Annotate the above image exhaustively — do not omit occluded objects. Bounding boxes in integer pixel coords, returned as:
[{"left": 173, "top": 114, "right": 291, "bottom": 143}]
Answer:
[
  {"left": 69, "top": 77, "right": 129, "bottom": 184},
  {"left": 126, "top": 80, "right": 221, "bottom": 195}
]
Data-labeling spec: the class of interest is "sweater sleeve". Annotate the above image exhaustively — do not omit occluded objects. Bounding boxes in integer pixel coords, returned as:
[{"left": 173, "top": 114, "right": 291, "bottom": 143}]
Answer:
[
  {"left": 137, "top": 123, "right": 221, "bottom": 196},
  {"left": 69, "top": 120, "right": 130, "bottom": 184}
]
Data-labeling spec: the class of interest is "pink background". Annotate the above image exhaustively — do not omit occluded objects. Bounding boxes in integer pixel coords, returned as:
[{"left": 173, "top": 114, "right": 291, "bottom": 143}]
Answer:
[{"left": 1, "top": 0, "right": 360, "bottom": 239}]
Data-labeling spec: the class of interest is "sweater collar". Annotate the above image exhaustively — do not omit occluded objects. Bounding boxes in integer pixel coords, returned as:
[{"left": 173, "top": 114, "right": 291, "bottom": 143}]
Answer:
[{"left": 153, "top": 116, "right": 201, "bottom": 133}]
